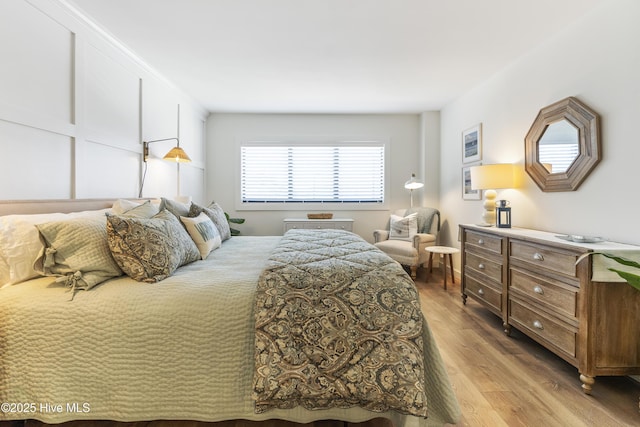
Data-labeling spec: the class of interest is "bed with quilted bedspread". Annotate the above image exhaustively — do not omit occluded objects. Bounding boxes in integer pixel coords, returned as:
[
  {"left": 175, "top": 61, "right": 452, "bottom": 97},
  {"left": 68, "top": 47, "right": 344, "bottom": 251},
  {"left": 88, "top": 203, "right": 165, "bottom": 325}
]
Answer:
[{"left": 0, "top": 200, "right": 460, "bottom": 426}]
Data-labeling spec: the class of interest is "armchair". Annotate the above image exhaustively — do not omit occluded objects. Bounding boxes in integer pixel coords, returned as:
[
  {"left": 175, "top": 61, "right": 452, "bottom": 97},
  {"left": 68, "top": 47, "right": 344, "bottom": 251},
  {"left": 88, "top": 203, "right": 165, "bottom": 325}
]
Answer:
[{"left": 373, "top": 207, "right": 440, "bottom": 279}]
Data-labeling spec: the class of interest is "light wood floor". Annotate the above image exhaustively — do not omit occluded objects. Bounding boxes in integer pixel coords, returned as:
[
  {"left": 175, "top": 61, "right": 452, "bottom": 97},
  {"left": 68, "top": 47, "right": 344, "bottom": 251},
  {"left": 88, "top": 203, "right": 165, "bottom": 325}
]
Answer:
[{"left": 415, "top": 267, "right": 640, "bottom": 427}]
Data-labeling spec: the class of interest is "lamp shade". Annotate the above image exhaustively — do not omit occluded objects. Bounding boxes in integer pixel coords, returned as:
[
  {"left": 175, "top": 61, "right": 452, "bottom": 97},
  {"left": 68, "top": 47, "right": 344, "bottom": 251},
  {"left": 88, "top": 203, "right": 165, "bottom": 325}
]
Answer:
[
  {"left": 469, "top": 164, "right": 516, "bottom": 190},
  {"left": 163, "top": 146, "right": 192, "bottom": 163},
  {"left": 404, "top": 173, "right": 424, "bottom": 190}
]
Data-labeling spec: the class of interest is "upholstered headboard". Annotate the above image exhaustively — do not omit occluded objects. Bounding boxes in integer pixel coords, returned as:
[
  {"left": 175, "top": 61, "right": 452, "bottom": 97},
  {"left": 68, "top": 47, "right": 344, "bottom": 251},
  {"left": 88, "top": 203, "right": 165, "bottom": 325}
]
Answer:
[{"left": 0, "top": 199, "right": 147, "bottom": 216}]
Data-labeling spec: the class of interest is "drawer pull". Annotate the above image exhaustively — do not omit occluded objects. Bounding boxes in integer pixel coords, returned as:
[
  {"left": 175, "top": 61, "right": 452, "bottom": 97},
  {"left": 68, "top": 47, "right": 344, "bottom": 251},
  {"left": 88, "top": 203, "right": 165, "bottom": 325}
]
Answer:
[
  {"left": 478, "top": 288, "right": 485, "bottom": 296},
  {"left": 478, "top": 263, "right": 486, "bottom": 270},
  {"left": 533, "top": 285, "right": 544, "bottom": 295},
  {"left": 533, "top": 320, "right": 544, "bottom": 330},
  {"left": 533, "top": 252, "right": 545, "bottom": 261},
  {"left": 478, "top": 239, "right": 485, "bottom": 245}
]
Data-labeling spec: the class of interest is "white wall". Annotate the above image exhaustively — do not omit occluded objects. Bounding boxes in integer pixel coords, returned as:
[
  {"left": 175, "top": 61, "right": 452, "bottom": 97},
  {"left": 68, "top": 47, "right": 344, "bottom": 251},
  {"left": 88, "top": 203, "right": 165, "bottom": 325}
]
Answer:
[
  {"left": 206, "top": 113, "right": 440, "bottom": 240},
  {"left": 439, "top": 0, "right": 640, "bottom": 263},
  {"left": 0, "top": 0, "right": 208, "bottom": 204}
]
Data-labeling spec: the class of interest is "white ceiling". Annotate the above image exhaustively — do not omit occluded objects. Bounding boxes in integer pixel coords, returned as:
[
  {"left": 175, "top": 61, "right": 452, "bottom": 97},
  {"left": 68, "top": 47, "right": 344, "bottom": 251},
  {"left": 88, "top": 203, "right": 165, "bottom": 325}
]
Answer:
[{"left": 66, "top": 0, "right": 606, "bottom": 113}]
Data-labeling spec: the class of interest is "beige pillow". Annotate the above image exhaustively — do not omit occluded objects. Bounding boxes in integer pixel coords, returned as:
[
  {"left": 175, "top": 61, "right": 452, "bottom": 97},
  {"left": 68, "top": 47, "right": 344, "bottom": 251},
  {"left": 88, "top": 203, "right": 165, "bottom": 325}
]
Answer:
[
  {"left": 389, "top": 213, "right": 418, "bottom": 241},
  {"left": 106, "top": 209, "right": 200, "bottom": 283},
  {"left": 189, "top": 202, "right": 231, "bottom": 241},
  {"left": 120, "top": 200, "right": 159, "bottom": 218},
  {"left": 33, "top": 214, "right": 123, "bottom": 292},
  {"left": 0, "top": 209, "right": 111, "bottom": 288},
  {"left": 180, "top": 213, "right": 222, "bottom": 259}
]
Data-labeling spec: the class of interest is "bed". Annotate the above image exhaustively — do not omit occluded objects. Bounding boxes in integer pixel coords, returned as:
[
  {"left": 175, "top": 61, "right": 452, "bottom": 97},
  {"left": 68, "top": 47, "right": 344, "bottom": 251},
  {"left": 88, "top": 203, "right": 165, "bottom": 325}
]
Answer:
[{"left": 0, "top": 199, "right": 460, "bottom": 427}]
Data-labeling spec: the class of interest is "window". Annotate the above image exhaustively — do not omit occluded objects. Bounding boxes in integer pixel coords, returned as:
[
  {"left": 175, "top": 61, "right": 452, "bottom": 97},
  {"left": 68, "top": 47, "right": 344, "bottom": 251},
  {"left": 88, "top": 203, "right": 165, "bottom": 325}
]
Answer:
[{"left": 240, "top": 142, "right": 385, "bottom": 206}]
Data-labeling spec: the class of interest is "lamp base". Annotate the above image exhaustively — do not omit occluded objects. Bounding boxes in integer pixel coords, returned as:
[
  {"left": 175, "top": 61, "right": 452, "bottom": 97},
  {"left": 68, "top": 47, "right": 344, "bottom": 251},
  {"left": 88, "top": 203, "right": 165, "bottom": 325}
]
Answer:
[{"left": 481, "top": 189, "right": 497, "bottom": 226}]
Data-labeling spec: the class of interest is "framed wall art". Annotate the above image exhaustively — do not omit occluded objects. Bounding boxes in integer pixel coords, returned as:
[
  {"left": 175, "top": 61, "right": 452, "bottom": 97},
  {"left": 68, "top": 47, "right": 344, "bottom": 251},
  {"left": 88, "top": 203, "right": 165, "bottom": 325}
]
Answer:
[
  {"left": 462, "top": 123, "right": 482, "bottom": 163},
  {"left": 462, "top": 164, "right": 481, "bottom": 200}
]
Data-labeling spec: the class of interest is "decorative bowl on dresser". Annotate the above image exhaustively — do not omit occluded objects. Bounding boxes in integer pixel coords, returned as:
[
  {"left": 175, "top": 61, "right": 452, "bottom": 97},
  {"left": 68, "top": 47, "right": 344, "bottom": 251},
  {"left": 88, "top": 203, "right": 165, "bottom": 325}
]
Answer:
[{"left": 460, "top": 224, "right": 640, "bottom": 394}]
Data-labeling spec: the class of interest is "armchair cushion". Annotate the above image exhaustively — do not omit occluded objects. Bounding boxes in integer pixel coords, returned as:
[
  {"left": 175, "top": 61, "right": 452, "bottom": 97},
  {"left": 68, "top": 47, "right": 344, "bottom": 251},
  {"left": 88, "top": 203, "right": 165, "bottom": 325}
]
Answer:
[
  {"left": 389, "top": 213, "right": 418, "bottom": 241},
  {"left": 374, "top": 239, "right": 419, "bottom": 266}
]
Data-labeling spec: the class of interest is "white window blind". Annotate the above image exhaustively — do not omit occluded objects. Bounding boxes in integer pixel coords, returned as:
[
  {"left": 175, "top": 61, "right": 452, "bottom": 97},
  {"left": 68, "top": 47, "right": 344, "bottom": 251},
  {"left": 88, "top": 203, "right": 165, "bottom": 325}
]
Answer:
[
  {"left": 240, "top": 143, "right": 385, "bottom": 204},
  {"left": 538, "top": 144, "right": 580, "bottom": 173}
]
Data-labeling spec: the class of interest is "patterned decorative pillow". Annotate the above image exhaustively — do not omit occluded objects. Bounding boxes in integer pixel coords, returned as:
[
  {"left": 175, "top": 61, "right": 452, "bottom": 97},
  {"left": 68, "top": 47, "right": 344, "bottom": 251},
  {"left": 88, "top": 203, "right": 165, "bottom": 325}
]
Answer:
[
  {"left": 180, "top": 212, "right": 221, "bottom": 259},
  {"left": 106, "top": 209, "right": 200, "bottom": 283},
  {"left": 189, "top": 202, "right": 231, "bottom": 241},
  {"left": 33, "top": 214, "right": 123, "bottom": 293},
  {"left": 389, "top": 213, "right": 418, "bottom": 241}
]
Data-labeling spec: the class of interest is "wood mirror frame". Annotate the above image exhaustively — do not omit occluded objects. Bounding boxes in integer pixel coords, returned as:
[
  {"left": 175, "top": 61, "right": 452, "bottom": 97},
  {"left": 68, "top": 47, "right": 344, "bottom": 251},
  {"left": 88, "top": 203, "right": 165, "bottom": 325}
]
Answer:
[{"left": 525, "top": 97, "right": 601, "bottom": 192}]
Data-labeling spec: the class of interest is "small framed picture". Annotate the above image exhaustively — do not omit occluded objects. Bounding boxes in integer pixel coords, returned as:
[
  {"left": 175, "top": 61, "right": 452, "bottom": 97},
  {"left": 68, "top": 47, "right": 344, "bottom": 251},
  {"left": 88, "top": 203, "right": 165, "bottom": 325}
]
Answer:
[
  {"left": 462, "top": 123, "right": 482, "bottom": 163},
  {"left": 462, "top": 164, "right": 481, "bottom": 200}
]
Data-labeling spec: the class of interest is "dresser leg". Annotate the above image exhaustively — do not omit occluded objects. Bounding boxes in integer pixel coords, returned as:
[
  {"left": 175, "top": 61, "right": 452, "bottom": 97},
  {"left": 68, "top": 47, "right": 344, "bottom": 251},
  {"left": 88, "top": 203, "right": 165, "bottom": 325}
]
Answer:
[
  {"left": 503, "top": 322, "right": 511, "bottom": 336},
  {"left": 580, "top": 374, "right": 595, "bottom": 394},
  {"left": 461, "top": 293, "right": 467, "bottom": 305}
]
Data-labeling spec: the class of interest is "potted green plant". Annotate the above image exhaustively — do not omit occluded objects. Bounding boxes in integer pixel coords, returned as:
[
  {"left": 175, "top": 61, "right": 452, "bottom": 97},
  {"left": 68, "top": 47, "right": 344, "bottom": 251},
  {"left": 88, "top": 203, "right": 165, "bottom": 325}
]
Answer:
[
  {"left": 578, "top": 252, "right": 640, "bottom": 292},
  {"left": 225, "top": 212, "right": 245, "bottom": 236}
]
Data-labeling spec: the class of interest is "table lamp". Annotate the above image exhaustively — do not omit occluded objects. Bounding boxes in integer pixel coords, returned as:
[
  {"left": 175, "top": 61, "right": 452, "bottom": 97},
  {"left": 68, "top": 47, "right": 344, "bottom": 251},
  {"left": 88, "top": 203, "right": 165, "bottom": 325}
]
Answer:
[{"left": 469, "top": 164, "right": 516, "bottom": 226}]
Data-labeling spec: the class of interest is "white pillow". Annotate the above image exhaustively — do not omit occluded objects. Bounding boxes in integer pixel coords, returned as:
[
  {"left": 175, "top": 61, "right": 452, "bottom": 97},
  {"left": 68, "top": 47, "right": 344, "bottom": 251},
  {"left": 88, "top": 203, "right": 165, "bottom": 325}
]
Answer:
[
  {"left": 389, "top": 213, "right": 418, "bottom": 241},
  {"left": 0, "top": 208, "right": 111, "bottom": 288},
  {"left": 111, "top": 199, "right": 141, "bottom": 215},
  {"left": 180, "top": 213, "right": 222, "bottom": 259}
]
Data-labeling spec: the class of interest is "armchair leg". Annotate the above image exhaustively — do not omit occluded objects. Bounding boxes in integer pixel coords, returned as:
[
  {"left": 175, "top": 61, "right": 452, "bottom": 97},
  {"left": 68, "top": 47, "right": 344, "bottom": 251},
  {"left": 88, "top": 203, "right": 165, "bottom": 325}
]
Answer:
[{"left": 410, "top": 265, "right": 417, "bottom": 279}]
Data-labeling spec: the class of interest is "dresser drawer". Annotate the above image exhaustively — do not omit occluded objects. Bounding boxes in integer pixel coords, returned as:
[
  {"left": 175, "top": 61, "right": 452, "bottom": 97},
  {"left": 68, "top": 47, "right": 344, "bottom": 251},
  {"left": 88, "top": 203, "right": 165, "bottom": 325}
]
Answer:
[
  {"left": 464, "top": 230, "right": 504, "bottom": 255},
  {"left": 509, "top": 268, "right": 578, "bottom": 320},
  {"left": 509, "top": 298, "right": 577, "bottom": 358},
  {"left": 283, "top": 219, "right": 353, "bottom": 233},
  {"left": 465, "top": 251, "right": 503, "bottom": 283},
  {"left": 284, "top": 222, "right": 305, "bottom": 231},
  {"left": 304, "top": 222, "right": 335, "bottom": 229},
  {"left": 465, "top": 274, "right": 502, "bottom": 313},
  {"left": 509, "top": 240, "right": 579, "bottom": 278}
]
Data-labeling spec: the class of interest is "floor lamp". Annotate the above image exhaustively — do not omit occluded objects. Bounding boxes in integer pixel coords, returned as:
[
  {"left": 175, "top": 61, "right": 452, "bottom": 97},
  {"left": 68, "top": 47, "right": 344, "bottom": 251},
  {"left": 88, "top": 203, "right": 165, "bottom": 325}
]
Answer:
[{"left": 404, "top": 173, "right": 424, "bottom": 208}]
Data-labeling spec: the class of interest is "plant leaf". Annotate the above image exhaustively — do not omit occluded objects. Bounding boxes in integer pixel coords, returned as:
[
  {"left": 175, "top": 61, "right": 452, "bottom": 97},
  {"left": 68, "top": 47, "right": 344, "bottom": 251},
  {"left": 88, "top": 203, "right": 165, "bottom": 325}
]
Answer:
[
  {"left": 599, "top": 253, "right": 640, "bottom": 269},
  {"left": 608, "top": 268, "right": 640, "bottom": 292}
]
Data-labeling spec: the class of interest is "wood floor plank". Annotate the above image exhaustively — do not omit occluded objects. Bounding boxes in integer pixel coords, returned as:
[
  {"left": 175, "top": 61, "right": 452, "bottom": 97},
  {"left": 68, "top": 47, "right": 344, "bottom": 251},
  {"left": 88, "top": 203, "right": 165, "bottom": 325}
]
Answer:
[{"left": 416, "top": 269, "right": 640, "bottom": 426}]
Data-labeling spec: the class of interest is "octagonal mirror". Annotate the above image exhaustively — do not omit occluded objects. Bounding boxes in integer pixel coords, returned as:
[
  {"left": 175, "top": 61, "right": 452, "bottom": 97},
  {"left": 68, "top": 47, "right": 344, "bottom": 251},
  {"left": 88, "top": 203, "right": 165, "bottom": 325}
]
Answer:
[{"left": 525, "top": 97, "right": 601, "bottom": 192}]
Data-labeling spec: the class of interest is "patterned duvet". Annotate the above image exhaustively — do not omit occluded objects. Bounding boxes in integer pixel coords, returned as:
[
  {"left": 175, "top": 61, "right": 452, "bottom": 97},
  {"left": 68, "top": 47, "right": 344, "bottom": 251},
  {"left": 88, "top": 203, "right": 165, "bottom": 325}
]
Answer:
[
  {"left": 254, "top": 229, "right": 428, "bottom": 416},
  {"left": 0, "top": 235, "right": 460, "bottom": 426}
]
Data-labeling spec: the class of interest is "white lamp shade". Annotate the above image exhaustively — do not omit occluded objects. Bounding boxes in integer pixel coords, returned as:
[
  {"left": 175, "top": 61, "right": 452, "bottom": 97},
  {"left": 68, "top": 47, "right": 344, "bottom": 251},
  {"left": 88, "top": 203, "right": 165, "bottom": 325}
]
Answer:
[
  {"left": 470, "top": 164, "right": 516, "bottom": 190},
  {"left": 404, "top": 174, "right": 424, "bottom": 190}
]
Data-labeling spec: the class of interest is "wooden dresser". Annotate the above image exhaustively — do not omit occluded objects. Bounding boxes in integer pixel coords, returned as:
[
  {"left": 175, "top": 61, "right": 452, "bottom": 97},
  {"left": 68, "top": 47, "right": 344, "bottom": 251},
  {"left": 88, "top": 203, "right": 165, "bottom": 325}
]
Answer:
[{"left": 460, "top": 224, "right": 640, "bottom": 393}]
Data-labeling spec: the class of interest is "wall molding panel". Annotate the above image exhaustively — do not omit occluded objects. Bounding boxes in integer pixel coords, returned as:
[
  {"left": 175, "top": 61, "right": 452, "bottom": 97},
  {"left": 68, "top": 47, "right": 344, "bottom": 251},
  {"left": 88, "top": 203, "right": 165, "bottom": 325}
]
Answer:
[{"left": 0, "top": 0, "right": 208, "bottom": 203}]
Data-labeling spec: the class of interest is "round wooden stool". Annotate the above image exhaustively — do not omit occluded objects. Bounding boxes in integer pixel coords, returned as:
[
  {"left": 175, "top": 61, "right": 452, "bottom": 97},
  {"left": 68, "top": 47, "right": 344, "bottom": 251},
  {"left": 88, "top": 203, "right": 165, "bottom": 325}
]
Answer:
[{"left": 425, "top": 246, "right": 460, "bottom": 290}]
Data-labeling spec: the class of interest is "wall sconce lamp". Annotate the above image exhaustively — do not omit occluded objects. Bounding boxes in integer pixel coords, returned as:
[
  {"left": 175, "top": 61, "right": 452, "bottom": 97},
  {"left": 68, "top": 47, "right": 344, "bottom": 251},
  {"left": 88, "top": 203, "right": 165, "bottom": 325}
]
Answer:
[
  {"left": 404, "top": 173, "right": 424, "bottom": 208},
  {"left": 143, "top": 138, "right": 191, "bottom": 163},
  {"left": 470, "top": 164, "right": 516, "bottom": 226},
  {"left": 139, "top": 137, "right": 192, "bottom": 197}
]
